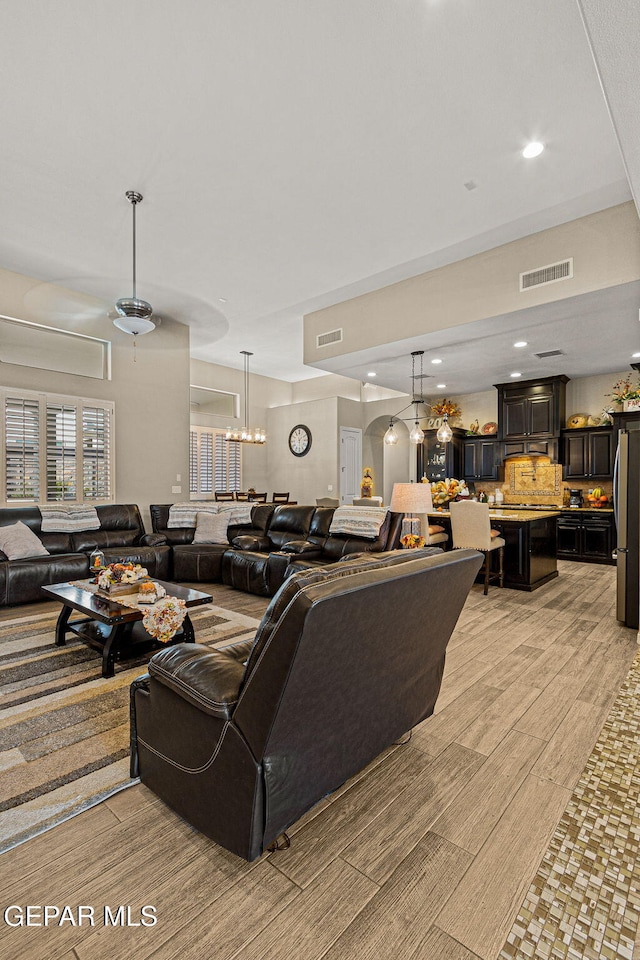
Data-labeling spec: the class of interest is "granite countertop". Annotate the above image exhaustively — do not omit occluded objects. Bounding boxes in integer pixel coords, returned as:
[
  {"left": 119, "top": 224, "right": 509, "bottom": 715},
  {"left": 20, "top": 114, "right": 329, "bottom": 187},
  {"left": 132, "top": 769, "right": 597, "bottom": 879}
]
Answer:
[{"left": 429, "top": 509, "right": 561, "bottom": 521}]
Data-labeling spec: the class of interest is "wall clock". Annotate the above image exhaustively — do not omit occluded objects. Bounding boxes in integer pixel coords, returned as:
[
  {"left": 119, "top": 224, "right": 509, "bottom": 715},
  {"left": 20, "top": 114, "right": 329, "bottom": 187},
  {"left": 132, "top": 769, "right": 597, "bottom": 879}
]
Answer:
[{"left": 289, "top": 424, "right": 312, "bottom": 457}]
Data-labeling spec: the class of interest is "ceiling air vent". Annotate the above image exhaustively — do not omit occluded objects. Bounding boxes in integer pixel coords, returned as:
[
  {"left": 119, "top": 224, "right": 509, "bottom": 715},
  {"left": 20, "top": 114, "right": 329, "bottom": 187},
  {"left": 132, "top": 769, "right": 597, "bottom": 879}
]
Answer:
[
  {"left": 534, "top": 349, "right": 565, "bottom": 360},
  {"left": 520, "top": 258, "right": 573, "bottom": 291},
  {"left": 316, "top": 328, "right": 343, "bottom": 348}
]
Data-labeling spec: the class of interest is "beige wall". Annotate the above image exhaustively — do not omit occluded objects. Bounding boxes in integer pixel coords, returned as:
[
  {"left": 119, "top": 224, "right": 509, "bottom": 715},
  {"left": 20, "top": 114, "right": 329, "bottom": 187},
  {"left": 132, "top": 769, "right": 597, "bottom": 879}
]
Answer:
[
  {"left": 304, "top": 202, "right": 640, "bottom": 365},
  {"left": 0, "top": 268, "right": 190, "bottom": 527},
  {"left": 267, "top": 398, "right": 340, "bottom": 504}
]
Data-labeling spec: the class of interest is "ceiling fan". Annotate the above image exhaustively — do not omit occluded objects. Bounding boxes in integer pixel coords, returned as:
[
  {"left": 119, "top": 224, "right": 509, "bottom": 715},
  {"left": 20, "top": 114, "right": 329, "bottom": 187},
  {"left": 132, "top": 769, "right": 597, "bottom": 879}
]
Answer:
[{"left": 112, "top": 190, "right": 157, "bottom": 337}]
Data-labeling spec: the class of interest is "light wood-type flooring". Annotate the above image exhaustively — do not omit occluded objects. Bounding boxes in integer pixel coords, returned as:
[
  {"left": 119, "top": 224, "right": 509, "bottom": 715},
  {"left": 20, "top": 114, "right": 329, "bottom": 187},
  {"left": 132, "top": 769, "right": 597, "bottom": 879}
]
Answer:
[{"left": 0, "top": 561, "right": 636, "bottom": 960}]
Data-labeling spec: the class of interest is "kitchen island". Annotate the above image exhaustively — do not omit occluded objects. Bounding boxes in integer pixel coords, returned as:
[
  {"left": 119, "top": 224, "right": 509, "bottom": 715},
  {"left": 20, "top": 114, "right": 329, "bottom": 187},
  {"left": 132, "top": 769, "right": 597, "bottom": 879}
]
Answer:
[{"left": 429, "top": 508, "right": 560, "bottom": 591}]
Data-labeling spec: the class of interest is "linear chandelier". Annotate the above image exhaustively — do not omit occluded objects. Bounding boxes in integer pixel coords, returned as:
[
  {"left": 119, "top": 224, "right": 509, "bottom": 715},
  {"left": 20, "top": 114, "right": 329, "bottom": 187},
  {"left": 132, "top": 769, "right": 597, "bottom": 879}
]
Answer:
[
  {"left": 383, "top": 350, "right": 453, "bottom": 445},
  {"left": 225, "top": 350, "right": 266, "bottom": 445}
]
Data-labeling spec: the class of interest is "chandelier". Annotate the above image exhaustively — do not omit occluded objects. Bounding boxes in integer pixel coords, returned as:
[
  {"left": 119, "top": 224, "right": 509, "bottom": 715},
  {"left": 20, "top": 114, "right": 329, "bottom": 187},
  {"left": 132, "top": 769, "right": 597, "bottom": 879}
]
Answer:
[
  {"left": 225, "top": 351, "right": 266, "bottom": 445},
  {"left": 384, "top": 351, "right": 431, "bottom": 446}
]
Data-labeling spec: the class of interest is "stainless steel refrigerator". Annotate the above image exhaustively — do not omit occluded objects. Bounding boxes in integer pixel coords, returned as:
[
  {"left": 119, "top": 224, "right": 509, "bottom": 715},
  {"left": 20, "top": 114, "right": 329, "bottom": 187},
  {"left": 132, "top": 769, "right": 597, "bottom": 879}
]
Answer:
[{"left": 614, "top": 422, "right": 640, "bottom": 629}]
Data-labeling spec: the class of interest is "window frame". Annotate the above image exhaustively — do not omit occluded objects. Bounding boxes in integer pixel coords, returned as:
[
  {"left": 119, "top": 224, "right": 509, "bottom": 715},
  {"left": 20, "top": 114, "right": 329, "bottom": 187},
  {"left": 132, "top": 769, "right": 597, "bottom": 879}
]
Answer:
[{"left": 1, "top": 387, "right": 115, "bottom": 506}]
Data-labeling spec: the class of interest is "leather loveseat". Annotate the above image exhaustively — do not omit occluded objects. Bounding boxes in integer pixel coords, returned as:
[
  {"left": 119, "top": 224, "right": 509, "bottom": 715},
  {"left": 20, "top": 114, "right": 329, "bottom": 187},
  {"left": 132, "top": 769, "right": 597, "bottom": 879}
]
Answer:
[
  {"left": 0, "top": 504, "right": 170, "bottom": 606},
  {"left": 221, "top": 504, "right": 403, "bottom": 596},
  {"left": 130, "top": 547, "right": 483, "bottom": 861}
]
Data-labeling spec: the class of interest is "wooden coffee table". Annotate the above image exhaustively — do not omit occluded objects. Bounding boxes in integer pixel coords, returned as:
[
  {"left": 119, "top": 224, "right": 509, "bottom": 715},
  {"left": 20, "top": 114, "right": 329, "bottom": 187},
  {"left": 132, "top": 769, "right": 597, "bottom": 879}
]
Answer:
[{"left": 42, "top": 579, "right": 213, "bottom": 678}]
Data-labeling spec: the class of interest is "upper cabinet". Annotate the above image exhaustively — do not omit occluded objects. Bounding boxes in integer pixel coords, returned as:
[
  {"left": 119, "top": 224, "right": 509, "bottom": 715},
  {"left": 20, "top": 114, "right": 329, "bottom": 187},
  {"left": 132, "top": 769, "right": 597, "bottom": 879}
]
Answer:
[
  {"left": 417, "top": 428, "right": 464, "bottom": 482},
  {"left": 462, "top": 437, "right": 499, "bottom": 481},
  {"left": 562, "top": 427, "right": 614, "bottom": 480},
  {"left": 495, "top": 376, "right": 569, "bottom": 441}
]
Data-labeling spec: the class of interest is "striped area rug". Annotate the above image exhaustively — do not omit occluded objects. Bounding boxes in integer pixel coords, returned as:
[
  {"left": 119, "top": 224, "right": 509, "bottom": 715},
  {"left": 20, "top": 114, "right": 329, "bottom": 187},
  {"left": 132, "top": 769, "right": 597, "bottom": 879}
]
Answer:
[{"left": 0, "top": 603, "right": 260, "bottom": 853}]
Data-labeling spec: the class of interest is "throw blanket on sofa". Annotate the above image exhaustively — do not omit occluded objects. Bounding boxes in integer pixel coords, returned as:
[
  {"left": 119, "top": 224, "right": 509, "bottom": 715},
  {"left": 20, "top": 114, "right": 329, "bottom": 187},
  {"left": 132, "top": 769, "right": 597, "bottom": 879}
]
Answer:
[
  {"left": 39, "top": 504, "right": 100, "bottom": 533},
  {"left": 329, "top": 505, "right": 388, "bottom": 539},
  {"left": 167, "top": 502, "right": 220, "bottom": 528}
]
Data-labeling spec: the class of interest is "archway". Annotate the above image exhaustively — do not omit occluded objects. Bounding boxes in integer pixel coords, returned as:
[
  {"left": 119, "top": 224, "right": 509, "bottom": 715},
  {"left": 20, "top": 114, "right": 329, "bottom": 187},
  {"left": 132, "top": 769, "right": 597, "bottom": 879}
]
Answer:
[{"left": 363, "top": 416, "right": 412, "bottom": 504}]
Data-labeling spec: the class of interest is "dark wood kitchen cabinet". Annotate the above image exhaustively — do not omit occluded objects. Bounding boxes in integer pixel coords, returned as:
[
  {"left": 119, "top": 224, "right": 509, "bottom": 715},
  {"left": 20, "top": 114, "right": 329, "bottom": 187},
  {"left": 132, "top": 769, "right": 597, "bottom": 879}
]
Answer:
[
  {"left": 417, "top": 428, "right": 464, "bottom": 482},
  {"left": 495, "top": 375, "right": 568, "bottom": 441},
  {"left": 462, "top": 437, "right": 499, "bottom": 481},
  {"left": 556, "top": 510, "right": 615, "bottom": 564},
  {"left": 562, "top": 427, "right": 614, "bottom": 480}
]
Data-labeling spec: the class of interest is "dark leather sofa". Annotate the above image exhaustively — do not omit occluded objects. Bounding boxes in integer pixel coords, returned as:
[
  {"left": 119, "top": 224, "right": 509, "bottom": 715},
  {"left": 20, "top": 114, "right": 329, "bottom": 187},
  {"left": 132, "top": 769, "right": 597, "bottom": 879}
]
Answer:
[
  {"left": 0, "top": 504, "right": 170, "bottom": 606},
  {"left": 150, "top": 502, "right": 402, "bottom": 597},
  {"left": 130, "top": 547, "right": 483, "bottom": 861}
]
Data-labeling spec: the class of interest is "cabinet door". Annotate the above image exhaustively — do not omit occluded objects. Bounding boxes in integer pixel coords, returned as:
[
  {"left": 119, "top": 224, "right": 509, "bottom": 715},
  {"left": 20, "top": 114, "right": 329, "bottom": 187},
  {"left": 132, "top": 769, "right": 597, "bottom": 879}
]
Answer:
[
  {"left": 425, "top": 438, "right": 448, "bottom": 481},
  {"left": 582, "top": 518, "right": 613, "bottom": 561},
  {"left": 463, "top": 441, "right": 478, "bottom": 480},
  {"left": 479, "top": 441, "right": 497, "bottom": 479},
  {"left": 563, "top": 433, "right": 588, "bottom": 479},
  {"left": 557, "top": 518, "right": 582, "bottom": 557},
  {"left": 503, "top": 397, "right": 528, "bottom": 438},
  {"left": 528, "top": 394, "right": 554, "bottom": 436},
  {"left": 589, "top": 431, "right": 614, "bottom": 478}
]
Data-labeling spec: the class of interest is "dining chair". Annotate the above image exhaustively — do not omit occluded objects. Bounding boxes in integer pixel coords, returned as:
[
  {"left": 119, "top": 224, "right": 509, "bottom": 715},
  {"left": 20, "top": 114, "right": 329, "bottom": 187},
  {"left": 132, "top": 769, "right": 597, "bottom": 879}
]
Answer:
[
  {"left": 214, "top": 491, "right": 235, "bottom": 502},
  {"left": 449, "top": 500, "right": 504, "bottom": 595},
  {"left": 248, "top": 492, "right": 267, "bottom": 502},
  {"left": 271, "top": 492, "right": 290, "bottom": 504},
  {"left": 234, "top": 492, "right": 250, "bottom": 501}
]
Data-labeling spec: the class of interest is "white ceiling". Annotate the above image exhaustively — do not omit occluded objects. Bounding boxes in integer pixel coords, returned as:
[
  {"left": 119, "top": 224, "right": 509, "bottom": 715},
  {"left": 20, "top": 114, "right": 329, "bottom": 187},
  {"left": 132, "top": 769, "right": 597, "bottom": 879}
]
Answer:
[{"left": 0, "top": 0, "right": 637, "bottom": 383}]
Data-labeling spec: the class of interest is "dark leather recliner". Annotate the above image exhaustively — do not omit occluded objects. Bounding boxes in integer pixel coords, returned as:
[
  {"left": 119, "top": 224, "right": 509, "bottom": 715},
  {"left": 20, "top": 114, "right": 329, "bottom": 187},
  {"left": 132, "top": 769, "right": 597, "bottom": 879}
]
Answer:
[{"left": 130, "top": 548, "right": 483, "bottom": 861}]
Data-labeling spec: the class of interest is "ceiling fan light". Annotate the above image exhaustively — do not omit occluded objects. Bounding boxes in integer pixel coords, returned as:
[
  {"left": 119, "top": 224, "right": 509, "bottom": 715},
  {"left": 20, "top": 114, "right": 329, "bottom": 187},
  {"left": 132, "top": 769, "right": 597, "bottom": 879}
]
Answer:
[{"left": 112, "top": 315, "right": 157, "bottom": 336}]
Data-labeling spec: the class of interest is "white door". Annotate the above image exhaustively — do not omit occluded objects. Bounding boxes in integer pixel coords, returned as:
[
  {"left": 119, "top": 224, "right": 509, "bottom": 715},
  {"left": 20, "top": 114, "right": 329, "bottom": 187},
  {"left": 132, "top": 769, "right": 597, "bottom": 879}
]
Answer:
[{"left": 340, "top": 427, "right": 362, "bottom": 503}]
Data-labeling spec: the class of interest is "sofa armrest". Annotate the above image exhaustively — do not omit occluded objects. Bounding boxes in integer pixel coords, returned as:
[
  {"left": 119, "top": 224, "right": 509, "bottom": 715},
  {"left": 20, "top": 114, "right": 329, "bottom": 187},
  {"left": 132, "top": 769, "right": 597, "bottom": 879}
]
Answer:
[
  {"left": 280, "top": 540, "right": 322, "bottom": 557},
  {"left": 232, "top": 535, "right": 270, "bottom": 551},
  {"left": 147, "top": 643, "right": 248, "bottom": 719},
  {"left": 139, "top": 532, "right": 168, "bottom": 547}
]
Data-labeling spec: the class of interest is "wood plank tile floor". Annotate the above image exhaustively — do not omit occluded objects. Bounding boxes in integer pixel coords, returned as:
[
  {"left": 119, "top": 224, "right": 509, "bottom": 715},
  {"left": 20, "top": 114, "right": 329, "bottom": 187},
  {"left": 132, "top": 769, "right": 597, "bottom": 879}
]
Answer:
[{"left": 0, "top": 564, "right": 636, "bottom": 960}]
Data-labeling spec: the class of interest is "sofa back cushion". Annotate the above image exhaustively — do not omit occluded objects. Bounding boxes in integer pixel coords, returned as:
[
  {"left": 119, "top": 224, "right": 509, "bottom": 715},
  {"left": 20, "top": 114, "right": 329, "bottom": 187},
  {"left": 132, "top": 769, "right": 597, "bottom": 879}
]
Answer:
[
  {"left": 321, "top": 510, "right": 395, "bottom": 560},
  {"left": 71, "top": 503, "right": 144, "bottom": 553},
  {"left": 149, "top": 503, "right": 275, "bottom": 545},
  {"left": 266, "top": 505, "right": 315, "bottom": 550},
  {"left": 0, "top": 507, "right": 73, "bottom": 554}
]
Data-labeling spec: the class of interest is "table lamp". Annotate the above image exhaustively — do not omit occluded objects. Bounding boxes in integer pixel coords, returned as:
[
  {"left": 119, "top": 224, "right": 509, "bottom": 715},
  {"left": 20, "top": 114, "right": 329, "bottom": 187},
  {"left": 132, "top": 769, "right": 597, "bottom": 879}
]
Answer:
[{"left": 389, "top": 482, "right": 434, "bottom": 540}]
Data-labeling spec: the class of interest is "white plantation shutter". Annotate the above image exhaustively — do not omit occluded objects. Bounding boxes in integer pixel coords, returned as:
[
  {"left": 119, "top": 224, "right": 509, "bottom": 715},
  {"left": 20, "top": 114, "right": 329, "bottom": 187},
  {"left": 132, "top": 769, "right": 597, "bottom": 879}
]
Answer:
[
  {"left": 5, "top": 397, "right": 40, "bottom": 501},
  {"left": 82, "top": 406, "right": 111, "bottom": 499},
  {"left": 46, "top": 403, "right": 77, "bottom": 501},
  {"left": 0, "top": 389, "right": 114, "bottom": 505},
  {"left": 190, "top": 428, "right": 241, "bottom": 497}
]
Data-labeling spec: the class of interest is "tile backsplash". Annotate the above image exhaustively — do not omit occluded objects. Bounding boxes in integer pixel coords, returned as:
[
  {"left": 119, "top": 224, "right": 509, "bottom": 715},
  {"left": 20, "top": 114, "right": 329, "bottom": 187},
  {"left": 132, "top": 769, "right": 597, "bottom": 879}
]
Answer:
[{"left": 469, "top": 458, "right": 613, "bottom": 506}]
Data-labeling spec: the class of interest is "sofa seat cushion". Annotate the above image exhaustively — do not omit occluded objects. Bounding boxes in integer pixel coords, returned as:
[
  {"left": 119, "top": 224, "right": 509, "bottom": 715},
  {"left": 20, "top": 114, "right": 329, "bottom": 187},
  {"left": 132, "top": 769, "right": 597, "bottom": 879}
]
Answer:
[
  {"left": 3, "top": 553, "right": 90, "bottom": 606},
  {"left": 0, "top": 521, "right": 49, "bottom": 560},
  {"left": 171, "top": 543, "right": 229, "bottom": 582}
]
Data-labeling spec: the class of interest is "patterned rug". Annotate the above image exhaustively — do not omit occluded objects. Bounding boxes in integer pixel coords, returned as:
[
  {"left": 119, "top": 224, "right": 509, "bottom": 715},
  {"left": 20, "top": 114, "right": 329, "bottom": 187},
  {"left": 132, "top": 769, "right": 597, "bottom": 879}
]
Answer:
[{"left": 0, "top": 603, "right": 260, "bottom": 853}]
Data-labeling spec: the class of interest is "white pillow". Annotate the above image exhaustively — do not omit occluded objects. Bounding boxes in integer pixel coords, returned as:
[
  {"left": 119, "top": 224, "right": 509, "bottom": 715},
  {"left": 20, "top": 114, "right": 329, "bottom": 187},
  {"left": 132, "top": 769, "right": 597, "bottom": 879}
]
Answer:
[
  {"left": 0, "top": 521, "right": 50, "bottom": 560},
  {"left": 193, "top": 511, "right": 230, "bottom": 544}
]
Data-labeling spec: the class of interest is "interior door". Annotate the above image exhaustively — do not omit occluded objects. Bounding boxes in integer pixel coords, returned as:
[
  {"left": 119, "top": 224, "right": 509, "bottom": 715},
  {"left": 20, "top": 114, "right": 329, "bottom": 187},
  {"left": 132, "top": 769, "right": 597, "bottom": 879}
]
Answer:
[{"left": 340, "top": 427, "right": 362, "bottom": 504}]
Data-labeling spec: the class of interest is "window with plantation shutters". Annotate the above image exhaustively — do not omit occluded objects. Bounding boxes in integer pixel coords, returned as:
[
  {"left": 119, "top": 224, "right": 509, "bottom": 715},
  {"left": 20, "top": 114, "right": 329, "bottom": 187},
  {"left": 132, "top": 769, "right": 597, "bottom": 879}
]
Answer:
[
  {"left": 190, "top": 427, "right": 240, "bottom": 497},
  {"left": 5, "top": 397, "right": 40, "bottom": 501},
  {"left": 0, "top": 389, "right": 114, "bottom": 505},
  {"left": 82, "top": 406, "right": 111, "bottom": 499}
]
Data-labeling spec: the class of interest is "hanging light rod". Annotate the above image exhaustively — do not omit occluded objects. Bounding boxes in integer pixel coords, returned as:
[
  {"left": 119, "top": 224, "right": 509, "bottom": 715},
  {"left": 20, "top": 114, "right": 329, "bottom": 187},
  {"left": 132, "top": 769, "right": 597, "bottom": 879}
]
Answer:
[
  {"left": 113, "top": 190, "right": 158, "bottom": 337},
  {"left": 225, "top": 350, "right": 266, "bottom": 444},
  {"left": 384, "top": 351, "right": 432, "bottom": 445}
]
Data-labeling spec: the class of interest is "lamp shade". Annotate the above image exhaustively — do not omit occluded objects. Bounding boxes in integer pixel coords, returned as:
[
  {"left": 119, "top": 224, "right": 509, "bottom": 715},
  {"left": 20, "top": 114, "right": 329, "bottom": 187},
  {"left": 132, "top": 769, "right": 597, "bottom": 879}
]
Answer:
[{"left": 389, "top": 482, "right": 433, "bottom": 515}]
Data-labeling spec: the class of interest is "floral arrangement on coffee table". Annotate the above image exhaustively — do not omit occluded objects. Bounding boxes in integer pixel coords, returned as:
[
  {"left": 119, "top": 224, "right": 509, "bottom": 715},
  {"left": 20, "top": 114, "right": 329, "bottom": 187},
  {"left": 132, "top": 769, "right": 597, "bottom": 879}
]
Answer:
[
  {"left": 96, "top": 562, "right": 148, "bottom": 590},
  {"left": 142, "top": 597, "right": 187, "bottom": 642}
]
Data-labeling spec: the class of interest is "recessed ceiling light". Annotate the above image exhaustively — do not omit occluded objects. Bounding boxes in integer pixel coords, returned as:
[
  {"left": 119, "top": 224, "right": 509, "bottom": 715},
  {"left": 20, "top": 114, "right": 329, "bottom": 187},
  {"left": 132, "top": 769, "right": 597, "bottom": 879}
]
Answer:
[
  {"left": 367, "top": 371, "right": 376, "bottom": 378},
  {"left": 510, "top": 371, "right": 522, "bottom": 378},
  {"left": 436, "top": 384, "right": 447, "bottom": 389},
  {"left": 514, "top": 341, "right": 528, "bottom": 348},
  {"left": 633, "top": 352, "right": 640, "bottom": 359},
  {"left": 218, "top": 297, "right": 228, "bottom": 303},
  {"left": 522, "top": 141, "right": 544, "bottom": 159},
  {"left": 431, "top": 358, "right": 442, "bottom": 364}
]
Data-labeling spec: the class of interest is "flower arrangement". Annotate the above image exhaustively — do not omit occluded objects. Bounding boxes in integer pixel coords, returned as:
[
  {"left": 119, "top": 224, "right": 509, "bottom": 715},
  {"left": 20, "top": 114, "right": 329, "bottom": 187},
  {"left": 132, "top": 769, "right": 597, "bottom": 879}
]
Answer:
[
  {"left": 142, "top": 597, "right": 187, "bottom": 643},
  {"left": 96, "top": 562, "right": 149, "bottom": 590},
  {"left": 431, "top": 478, "right": 469, "bottom": 506},
  {"left": 430, "top": 398, "right": 462, "bottom": 420},
  {"left": 608, "top": 375, "right": 640, "bottom": 404},
  {"left": 401, "top": 533, "right": 426, "bottom": 549}
]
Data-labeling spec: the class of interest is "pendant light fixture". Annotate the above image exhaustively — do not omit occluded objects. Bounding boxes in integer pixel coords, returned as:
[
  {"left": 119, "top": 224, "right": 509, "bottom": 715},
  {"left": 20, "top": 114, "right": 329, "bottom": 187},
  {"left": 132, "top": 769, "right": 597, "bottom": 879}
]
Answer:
[
  {"left": 384, "top": 351, "right": 430, "bottom": 445},
  {"left": 436, "top": 414, "right": 453, "bottom": 442},
  {"left": 225, "top": 351, "right": 266, "bottom": 444},
  {"left": 113, "top": 190, "right": 158, "bottom": 338}
]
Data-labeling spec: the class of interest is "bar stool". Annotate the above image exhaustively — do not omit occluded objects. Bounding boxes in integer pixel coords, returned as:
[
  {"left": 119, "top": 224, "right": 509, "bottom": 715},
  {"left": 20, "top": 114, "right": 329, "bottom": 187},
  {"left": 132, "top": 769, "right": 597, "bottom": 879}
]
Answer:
[{"left": 449, "top": 500, "right": 504, "bottom": 595}]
